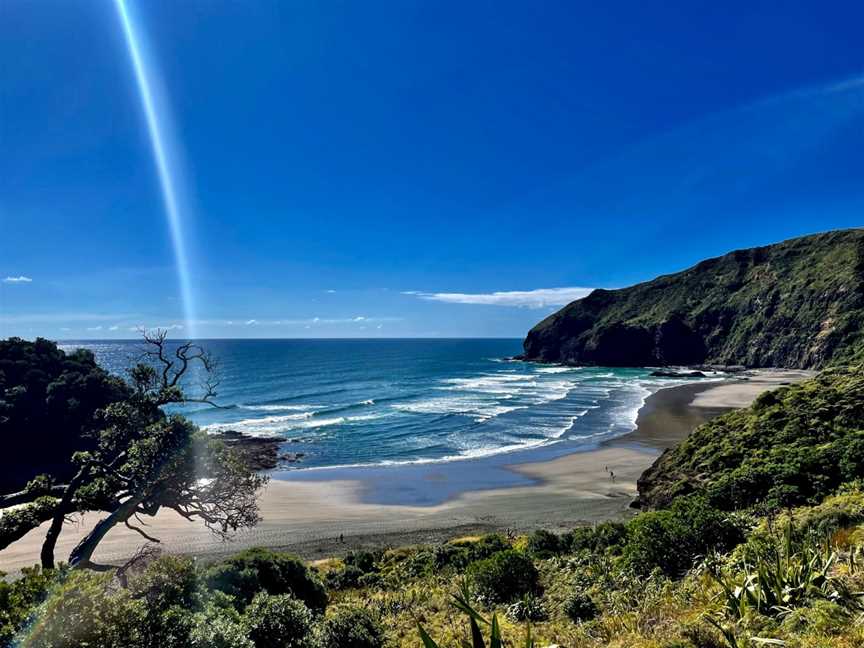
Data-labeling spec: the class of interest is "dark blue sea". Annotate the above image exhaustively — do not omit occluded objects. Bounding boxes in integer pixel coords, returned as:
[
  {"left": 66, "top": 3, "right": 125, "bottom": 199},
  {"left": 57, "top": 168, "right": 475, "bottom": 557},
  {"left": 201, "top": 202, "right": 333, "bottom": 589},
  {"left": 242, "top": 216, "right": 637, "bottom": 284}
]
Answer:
[{"left": 60, "top": 339, "right": 719, "bottom": 503}]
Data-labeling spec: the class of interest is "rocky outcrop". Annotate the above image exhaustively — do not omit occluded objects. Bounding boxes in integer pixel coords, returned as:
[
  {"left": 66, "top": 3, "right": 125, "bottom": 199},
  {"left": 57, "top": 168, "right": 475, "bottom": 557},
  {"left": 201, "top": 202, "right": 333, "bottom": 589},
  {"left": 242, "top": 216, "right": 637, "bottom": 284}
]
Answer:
[
  {"left": 523, "top": 229, "right": 864, "bottom": 369},
  {"left": 211, "top": 431, "right": 304, "bottom": 471}
]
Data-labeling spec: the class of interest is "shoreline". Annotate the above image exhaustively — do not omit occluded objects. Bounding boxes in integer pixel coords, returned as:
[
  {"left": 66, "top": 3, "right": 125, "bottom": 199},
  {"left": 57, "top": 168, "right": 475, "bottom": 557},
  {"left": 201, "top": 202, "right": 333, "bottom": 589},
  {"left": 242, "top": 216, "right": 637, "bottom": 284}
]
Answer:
[{"left": 0, "top": 369, "right": 812, "bottom": 572}]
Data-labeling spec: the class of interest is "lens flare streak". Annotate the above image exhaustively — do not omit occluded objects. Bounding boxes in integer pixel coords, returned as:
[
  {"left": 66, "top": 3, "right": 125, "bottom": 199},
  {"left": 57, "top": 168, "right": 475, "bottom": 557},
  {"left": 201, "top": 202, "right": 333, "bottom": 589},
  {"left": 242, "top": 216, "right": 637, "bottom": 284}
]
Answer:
[{"left": 114, "top": 0, "right": 196, "bottom": 338}]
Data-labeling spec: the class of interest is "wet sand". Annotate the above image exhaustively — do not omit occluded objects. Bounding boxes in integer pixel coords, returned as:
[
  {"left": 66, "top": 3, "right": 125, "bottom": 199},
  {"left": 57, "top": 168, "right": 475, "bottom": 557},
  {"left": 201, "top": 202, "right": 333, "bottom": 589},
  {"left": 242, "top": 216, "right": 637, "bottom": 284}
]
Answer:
[{"left": 0, "top": 369, "right": 812, "bottom": 572}]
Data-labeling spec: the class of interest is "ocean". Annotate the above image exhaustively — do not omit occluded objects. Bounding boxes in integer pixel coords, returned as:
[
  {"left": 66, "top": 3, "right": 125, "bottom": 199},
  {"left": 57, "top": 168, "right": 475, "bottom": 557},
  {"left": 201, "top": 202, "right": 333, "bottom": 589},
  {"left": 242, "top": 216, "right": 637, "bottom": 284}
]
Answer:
[{"left": 60, "top": 338, "right": 718, "bottom": 476}]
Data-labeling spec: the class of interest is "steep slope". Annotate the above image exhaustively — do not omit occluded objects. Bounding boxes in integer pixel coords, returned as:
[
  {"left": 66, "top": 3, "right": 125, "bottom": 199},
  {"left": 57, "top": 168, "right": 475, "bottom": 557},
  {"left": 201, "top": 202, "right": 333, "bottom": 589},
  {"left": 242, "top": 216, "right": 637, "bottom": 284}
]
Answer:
[
  {"left": 635, "top": 366, "right": 864, "bottom": 510},
  {"left": 522, "top": 229, "right": 864, "bottom": 369}
]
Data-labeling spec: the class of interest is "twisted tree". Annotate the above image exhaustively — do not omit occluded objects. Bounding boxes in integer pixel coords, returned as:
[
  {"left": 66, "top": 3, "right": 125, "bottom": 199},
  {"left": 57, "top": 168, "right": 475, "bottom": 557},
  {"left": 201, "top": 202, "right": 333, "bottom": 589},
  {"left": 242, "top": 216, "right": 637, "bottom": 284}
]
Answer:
[{"left": 0, "top": 332, "right": 267, "bottom": 570}]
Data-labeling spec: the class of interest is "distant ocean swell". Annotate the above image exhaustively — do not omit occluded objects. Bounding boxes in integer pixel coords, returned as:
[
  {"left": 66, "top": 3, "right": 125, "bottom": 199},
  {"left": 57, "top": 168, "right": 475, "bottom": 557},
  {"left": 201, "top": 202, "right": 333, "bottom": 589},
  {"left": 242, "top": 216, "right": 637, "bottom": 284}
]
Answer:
[{"left": 61, "top": 339, "right": 724, "bottom": 471}]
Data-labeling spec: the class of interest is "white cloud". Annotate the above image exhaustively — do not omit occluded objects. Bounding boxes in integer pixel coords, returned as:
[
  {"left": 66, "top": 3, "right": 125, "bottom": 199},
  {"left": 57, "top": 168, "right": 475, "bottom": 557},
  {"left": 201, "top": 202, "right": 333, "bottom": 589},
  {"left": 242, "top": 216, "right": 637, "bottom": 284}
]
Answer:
[
  {"left": 403, "top": 287, "right": 594, "bottom": 308},
  {"left": 60, "top": 327, "right": 72, "bottom": 332},
  {"left": 245, "top": 319, "right": 258, "bottom": 325},
  {"left": 3, "top": 276, "right": 32, "bottom": 284},
  {"left": 325, "top": 289, "right": 336, "bottom": 294},
  {"left": 86, "top": 325, "right": 103, "bottom": 332},
  {"left": 109, "top": 325, "right": 119, "bottom": 331}
]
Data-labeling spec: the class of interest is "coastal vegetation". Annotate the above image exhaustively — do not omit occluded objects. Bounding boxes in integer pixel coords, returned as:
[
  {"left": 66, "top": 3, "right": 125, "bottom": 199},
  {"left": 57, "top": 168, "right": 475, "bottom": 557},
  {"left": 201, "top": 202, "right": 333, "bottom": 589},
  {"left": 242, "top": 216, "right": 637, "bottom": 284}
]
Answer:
[
  {"left": 0, "top": 335, "right": 266, "bottom": 569},
  {"left": 5, "top": 243, "right": 864, "bottom": 646},
  {"left": 3, "top": 488, "right": 864, "bottom": 646},
  {"left": 522, "top": 229, "right": 864, "bottom": 369},
  {"left": 636, "top": 365, "right": 864, "bottom": 511}
]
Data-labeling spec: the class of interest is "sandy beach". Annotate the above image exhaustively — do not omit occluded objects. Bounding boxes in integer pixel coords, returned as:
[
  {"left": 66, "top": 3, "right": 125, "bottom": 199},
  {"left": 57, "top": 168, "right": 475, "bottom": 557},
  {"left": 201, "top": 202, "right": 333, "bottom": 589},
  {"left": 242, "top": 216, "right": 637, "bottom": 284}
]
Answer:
[{"left": 0, "top": 369, "right": 812, "bottom": 573}]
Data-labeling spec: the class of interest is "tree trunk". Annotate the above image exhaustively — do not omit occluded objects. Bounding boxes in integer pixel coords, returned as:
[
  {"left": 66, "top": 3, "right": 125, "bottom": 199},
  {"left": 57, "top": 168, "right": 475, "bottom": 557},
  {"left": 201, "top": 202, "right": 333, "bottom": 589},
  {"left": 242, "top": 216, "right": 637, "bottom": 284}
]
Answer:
[
  {"left": 68, "top": 493, "right": 147, "bottom": 569},
  {"left": 40, "top": 468, "right": 88, "bottom": 569}
]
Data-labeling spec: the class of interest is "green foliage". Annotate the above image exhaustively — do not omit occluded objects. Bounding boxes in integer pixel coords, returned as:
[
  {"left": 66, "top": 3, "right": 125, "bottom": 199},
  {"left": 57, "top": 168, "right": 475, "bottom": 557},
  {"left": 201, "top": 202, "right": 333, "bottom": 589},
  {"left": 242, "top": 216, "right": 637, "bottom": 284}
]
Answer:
[
  {"left": 526, "top": 529, "right": 564, "bottom": 558},
  {"left": 561, "top": 590, "right": 598, "bottom": 623},
  {"left": 639, "top": 367, "right": 864, "bottom": 511},
  {"left": 205, "top": 548, "right": 328, "bottom": 613},
  {"left": 188, "top": 599, "right": 253, "bottom": 648},
  {"left": 565, "top": 521, "right": 627, "bottom": 554},
  {"left": 524, "top": 228, "right": 864, "bottom": 368},
  {"left": 0, "top": 497, "right": 58, "bottom": 553},
  {"left": 242, "top": 592, "right": 314, "bottom": 648},
  {"left": 708, "top": 524, "right": 860, "bottom": 620},
  {"left": 418, "top": 585, "right": 535, "bottom": 648},
  {"left": 0, "top": 337, "right": 130, "bottom": 491},
  {"left": 316, "top": 606, "right": 385, "bottom": 648},
  {"left": 129, "top": 555, "right": 200, "bottom": 611},
  {"left": 624, "top": 496, "right": 744, "bottom": 576},
  {"left": 468, "top": 550, "right": 540, "bottom": 605},
  {"left": 20, "top": 570, "right": 146, "bottom": 648},
  {"left": 505, "top": 593, "right": 548, "bottom": 622},
  {"left": 326, "top": 564, "right": 365, "bottom": 590},
  {"left": 0, "top": 566, "right": 57, "bottom": 645},
  {"left": 343, "top": 550, "right": 379, "bottom": 573}
]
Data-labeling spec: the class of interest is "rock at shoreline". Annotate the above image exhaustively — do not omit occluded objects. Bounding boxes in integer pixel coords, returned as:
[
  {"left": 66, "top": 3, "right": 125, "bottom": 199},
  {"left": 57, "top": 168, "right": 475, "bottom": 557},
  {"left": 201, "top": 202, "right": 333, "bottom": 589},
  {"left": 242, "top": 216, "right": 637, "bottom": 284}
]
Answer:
[
  {"left": 649, "top": 370, "right": 706, "bottom": 378},
  {"left": 211, "top": 430, "right": 298, "bottom": 471}
]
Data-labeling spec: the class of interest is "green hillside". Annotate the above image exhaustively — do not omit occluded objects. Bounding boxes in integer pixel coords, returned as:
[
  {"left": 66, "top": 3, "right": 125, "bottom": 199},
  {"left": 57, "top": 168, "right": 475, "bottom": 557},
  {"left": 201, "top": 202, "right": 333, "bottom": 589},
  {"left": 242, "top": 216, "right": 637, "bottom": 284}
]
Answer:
[{"left": 522, "top": 229, "right": 864, "bottom": 368}]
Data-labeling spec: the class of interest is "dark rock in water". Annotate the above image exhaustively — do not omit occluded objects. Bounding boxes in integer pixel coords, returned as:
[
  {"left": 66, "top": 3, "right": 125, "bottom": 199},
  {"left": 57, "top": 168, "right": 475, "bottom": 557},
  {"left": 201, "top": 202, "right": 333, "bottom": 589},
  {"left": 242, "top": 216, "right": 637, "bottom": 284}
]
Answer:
[
  {"left": 650, "top": 370, "right": 706, "bottom": 378},
  {"left": 280, "top": 452, "right": 306, "bottom": 463},
  {"left": 210, "top": 430, "right": 294, "bottom": 471},
  {"left": 521, "top": 229, "right": 864, "bottom": 370},
  {"left": 693, "top": 364, "right": 747, "bottom": 373}
]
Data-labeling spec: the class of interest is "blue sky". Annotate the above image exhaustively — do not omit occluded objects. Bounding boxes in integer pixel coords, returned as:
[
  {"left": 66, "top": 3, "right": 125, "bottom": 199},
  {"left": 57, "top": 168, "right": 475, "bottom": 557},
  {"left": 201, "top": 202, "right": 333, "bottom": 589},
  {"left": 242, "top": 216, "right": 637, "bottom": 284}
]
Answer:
[{"left": 2, "top": 1, "right": 863, "bottom": 339}]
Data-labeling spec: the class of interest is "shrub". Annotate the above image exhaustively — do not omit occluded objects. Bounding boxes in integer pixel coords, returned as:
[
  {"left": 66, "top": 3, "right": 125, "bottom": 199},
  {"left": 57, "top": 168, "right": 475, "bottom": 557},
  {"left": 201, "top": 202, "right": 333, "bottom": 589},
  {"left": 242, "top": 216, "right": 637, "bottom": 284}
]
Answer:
[
  {"left": 325, "top": 565, "right": 364, "bottom": 590},
  {"left": 21, "top": 570, "right": 146, "bottom": 648},
  {"left": 129, "top": 555, "right": 200, "bottom": 612},
  {"left": 505, "top": 593, "right": 548, "bottom": 621},
  {"left": 562, "top": 590, "right": 598, "bottom": 622},
  {"left": 526, "top": 529, "right": 563, "bottom": 557},
  {"left": 315, "top": 606, "right": 384, "bottom": 648},
  {"left": 0, "top": 565, "right": 57, "bottom": 646},
  {"left": 466, "top": 534, "right": 509, "bottom": 561},
  {"left": 242, "top": 592, "right": 313, "bottom": 648},
  {"left": 565, "top": 522, "right": 626, "bottom": 554},
  {"left": 205, "top": 548, "right": 327, "bottom": 612},
  {"left": 624, "top": 496, "right": 743, "bottom": 576},
  {"left": 468, "top": 549, "right": 539, "bottom": 604},
  {"left": 343, "top": 550, "right": 378, "bottom": 573},
  {"left": 188, "top": 600, "right": 253, "bottom": 648}
]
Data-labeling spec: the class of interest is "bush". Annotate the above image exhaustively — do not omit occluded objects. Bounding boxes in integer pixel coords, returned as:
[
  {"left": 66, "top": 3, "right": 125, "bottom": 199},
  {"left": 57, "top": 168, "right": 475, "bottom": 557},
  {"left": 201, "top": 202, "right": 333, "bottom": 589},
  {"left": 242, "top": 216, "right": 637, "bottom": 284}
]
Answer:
[
  {"left": 465, "top": 534, "right": 509, "bottom": 561},
  {"left": 21, "top": 570, "right": 146, "bottom": 648},
  {"left": 526, "top": 529, "right": 563, "bottom": 557},
  {"left": 468, "top": 550, "right": 540, "bottom": 604},
  {"left": 315, "top": 606, "right": 385, "bottom": 648},
  {"left": 562, "top": 590, "right": 598, "bottom": 622},
  {"left": 0, "top": 565, "right": 57, "bottom": 645},
  {"left": 129, "top": 555, "right": 200, "bottom": 612},
  {"left": 343, "top": 550, "right": 378, "bottom": 573},
  {"left": 242, "top": 592, "right": 313, "bottom": 648},
  {"left": 624, "top": 496, "right": 743, "bottom": 576},
  {"left": 505, "top": 594, "right": 548, "bottom": 621},
  {"left": 188, "top": 600, "right": 253, "bottom": 648},
  {"left": 565, "top": 522, "right": 626, "bottom": 554},
  {"left": 325, "top": 565, "right": 364, "bottom": 590},
  {"left": 205, "top": 548, "right": 327, "bottom": 612}
]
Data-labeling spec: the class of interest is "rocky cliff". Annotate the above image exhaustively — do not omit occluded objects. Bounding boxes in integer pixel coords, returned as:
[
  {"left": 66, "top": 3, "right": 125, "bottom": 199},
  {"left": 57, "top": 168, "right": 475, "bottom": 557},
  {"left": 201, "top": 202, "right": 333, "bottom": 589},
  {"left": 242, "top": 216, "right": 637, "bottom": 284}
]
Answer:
[{"left": 522, "top": 229, "right": 864, "bottom": 369}]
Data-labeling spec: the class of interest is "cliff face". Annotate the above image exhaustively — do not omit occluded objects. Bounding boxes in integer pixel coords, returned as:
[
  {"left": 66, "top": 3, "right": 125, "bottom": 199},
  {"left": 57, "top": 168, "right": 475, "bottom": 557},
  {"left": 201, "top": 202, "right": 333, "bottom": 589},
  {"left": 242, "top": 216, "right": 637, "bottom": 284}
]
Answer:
[{"left": 522, "top": 229, "right": 864, "bottom": 369}]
